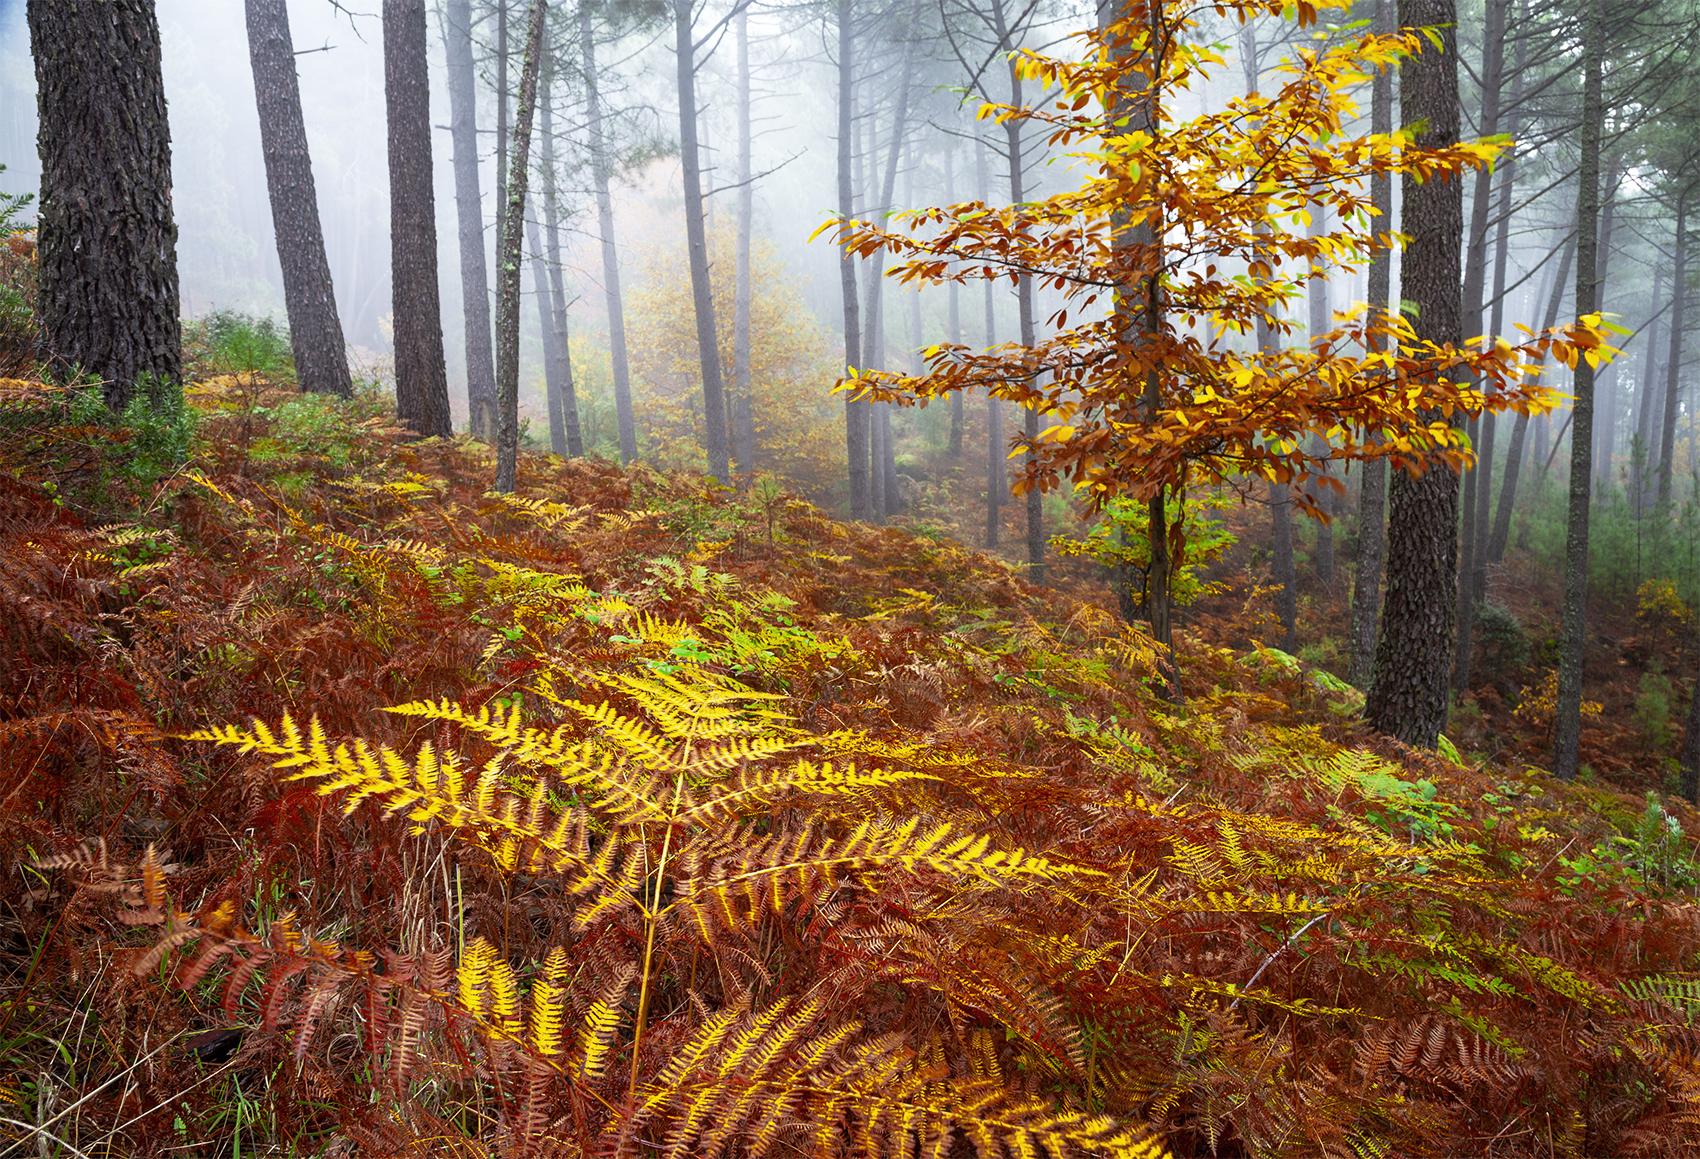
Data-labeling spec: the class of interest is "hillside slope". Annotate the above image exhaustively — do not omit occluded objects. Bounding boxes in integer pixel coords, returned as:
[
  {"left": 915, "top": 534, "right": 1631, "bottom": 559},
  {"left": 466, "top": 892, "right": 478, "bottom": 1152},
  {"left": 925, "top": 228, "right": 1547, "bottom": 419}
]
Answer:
[{"left": 4, "top": 378, "right": 1700, "bottom": 1158}]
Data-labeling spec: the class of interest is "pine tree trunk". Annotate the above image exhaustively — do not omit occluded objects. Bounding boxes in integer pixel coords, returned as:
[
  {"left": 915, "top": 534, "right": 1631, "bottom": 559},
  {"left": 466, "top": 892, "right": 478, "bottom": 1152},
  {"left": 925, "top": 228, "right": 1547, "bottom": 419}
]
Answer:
[
  {"left": 1590, "top": 182, "right": 1619, "bottom": 491},
  {"left": 1306, "top": 205, "right": 1334, "bottom": 588},
  {"left": 837, "top": 0, "right": 868, "bottom": 517},
  {"left": 1633, "top": 267, "right": 1664, "bottom": 511},
  {"left": 944, "top": 146, "right": 964, "bottom": 458},
  {"left": 242, "top": 0, "right": 350, "bottom": 399},
  {"left": 990, "top": 0, "right": 1042, "bottom": 584},
  {"left": 675, "top": 0, "right": 730, "bottom": 483},
  {"left": 733, "top": 6, "right": 756, "bottom": 477},
  {"left": 977, "top": 129, "right": 1004, "bottom": 543},
  {"left": 1553, "top": 0, "right": 1603, "bottom": 782},
  {"left": 1681, "top": 665, "right": 1700, "bottom": 803},
  {"left": 1347, "top": 0, "right": 1394, "bottom": 690},
  {"left": 443, "top": 0, "right": 496, "bottom": 437},
  {"left": 29, "top": 0, "right": 181, "bottom": 412},
  {"left": 493, "top": 0, "right": 546, "bottom": 495},
  {"left": 1489, "top": 231, "right": 1575, "bottom": 563},
  {"left": 1366, "top": 0, "right": 1464, "bottom": 750},
  {"left": 385, "top": 0, "right": 452, "bottom": 439},
  {"left": 581, "top": 4, "right": 635, "bottom": 463},
  {"left": 538, "top": 54, "right": 581, "bottom": 456},
  {"left": 526, "top": 214, "right": 566, "bottom": 455},
  {"left": 1658, "top": 192, "right": 1689, "bottom": 511}
]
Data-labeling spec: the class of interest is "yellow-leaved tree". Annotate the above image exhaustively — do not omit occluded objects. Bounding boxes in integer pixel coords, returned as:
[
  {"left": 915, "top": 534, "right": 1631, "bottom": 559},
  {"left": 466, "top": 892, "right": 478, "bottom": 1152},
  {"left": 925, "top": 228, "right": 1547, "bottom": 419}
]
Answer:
[{"left": 629, "top": 225, "right": 844, "bottom": 498}]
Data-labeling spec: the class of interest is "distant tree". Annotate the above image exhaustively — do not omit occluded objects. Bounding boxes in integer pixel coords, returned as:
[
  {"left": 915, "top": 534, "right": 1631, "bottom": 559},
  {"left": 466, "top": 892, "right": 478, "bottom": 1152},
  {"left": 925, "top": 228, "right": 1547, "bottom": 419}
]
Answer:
[
  {"left": 243, "top": 0, "right": 352, "bottom": 399},
  {"left": 28, "top": 0, "right": 180, "bottom": 412},
  {"left": 385, "top": 0, "right": 453, "bottom": 439},
  {"left": 442, "top": 0, "right": 498, "bottom": 437}
]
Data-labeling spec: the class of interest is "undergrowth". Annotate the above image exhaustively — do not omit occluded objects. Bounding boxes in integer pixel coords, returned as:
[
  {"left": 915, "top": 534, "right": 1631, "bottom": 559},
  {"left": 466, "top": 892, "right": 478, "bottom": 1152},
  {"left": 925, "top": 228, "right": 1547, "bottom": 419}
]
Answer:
[{"left": 3, "top": 370, "right": 1700, "bottom": 1157}]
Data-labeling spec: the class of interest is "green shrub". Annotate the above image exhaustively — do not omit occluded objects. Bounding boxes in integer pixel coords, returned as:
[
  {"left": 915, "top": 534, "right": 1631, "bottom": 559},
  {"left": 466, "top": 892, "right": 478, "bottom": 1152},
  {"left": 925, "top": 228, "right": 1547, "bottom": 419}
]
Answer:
[{"left": 202, "top": 309, "right": 292, "bottom": 379}]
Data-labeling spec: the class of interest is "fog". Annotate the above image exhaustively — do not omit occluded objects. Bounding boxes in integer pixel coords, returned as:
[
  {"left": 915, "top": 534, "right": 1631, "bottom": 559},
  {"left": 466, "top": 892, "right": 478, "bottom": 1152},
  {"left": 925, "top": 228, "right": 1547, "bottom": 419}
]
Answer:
[{"left": 0, "top": 0, "right": 1615, "bottom": 450}]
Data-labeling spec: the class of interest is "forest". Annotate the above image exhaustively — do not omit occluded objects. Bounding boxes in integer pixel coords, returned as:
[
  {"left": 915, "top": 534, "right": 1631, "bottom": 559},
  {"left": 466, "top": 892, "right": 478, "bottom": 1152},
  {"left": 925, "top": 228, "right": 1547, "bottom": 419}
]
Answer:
[{"left": 7, "top": 0, "right": 1700, "bottom": 1155}]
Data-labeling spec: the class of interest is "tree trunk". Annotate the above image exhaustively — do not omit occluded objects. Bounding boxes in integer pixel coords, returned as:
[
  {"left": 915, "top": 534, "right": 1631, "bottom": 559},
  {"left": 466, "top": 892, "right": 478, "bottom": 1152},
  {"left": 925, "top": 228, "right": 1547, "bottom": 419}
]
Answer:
[
  {"left": 1467, "top": 48, "right": 1522, "bottom": 613},
  {"left": 242, "top": 0, "right": 350, "bottom": 399},
  {"left": 944, "top": 144, "right": 964, "bottom": 458},
  {"left": 1488, "top": 230, "right": 1574, "bottom": 563},
  {"left": 861, "top": 33, "right": 917, "bottom": 522},
  {"left": 1634, "top": 266, "right": 1664, "bottom": 511},
  {"left": 495, "top": 1, "right": 509, "bottom": 283},
  {"left": 1658, "top": 191, "right": 1689, "bottom": 511},
  {"left": 1450, "top": 0, "right": 1504, "bottom": 693},
  {"left": 538, "top": 53, "right": 581, "bottom": 456},
  {"left": 1553, "top": 0, "right": 1603, "bottom": 782},
  {"left": 1366, "top": 0, "right": 1464, "bottom": 751},
  {"left": 1307, "top": 206, "right": 1334, "bottom": 587},
  {"left": 385, "top": 0, "right": 452, "bottom": 439},
  {"left": 444, "top": 0, "right": 496, "bottom": 437},
  {"left": 29, "top": 0, "right": 181, "bottom": 412},
  {"left": 493, "top": 0, "right": 546, "bottom": 495},
  {"left": 1347, "top": 0, "right": 1394, "bottom": 690},
  {"left": 990, "top": 0, "right": 1042, "bottom": 584},
  {"left": 1590, "top": 179, "right": 1619, "bottom": 491},
  {"left": 837, "top": 0, "right": 868, "bottom": 517},
  {"left": 733, "top": 6, "right": 756, "bottom": 477},
  {"left": 675, "top": 0, "right": 730, "bottom": 483},
  {"left": 526, "top": 213, "right": 566, "bottom": 455},
  {"left": 581, "top": 4, "right": 636, "bottom": 463}
]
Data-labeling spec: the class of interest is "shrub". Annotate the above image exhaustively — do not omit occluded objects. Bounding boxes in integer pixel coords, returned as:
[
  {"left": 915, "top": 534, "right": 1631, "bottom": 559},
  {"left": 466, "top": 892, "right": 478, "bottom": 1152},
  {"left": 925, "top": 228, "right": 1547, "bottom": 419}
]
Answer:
[
  {"left": 1474, "top": 600, "right": 1530, "bottom": 684},
  {"left": 1635, "top": 668, "right": 1676, "bottom": 752},
  {"left": 201, "top": 308, "right": 293, "bottom": 380}
]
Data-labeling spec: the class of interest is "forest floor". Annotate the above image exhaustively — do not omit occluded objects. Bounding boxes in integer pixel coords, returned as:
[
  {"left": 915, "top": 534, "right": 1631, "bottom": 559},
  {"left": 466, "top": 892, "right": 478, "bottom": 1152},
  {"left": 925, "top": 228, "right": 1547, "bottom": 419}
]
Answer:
[{"left": 6, "top": 366, "right": 1700, "bottom": 1157}]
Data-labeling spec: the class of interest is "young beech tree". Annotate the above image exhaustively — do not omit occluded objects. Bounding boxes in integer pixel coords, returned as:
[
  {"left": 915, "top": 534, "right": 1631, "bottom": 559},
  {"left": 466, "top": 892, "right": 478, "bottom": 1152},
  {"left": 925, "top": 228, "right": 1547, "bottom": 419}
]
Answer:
[{"left": 828, "top": 0, "right": 1609, "bottom": 712}]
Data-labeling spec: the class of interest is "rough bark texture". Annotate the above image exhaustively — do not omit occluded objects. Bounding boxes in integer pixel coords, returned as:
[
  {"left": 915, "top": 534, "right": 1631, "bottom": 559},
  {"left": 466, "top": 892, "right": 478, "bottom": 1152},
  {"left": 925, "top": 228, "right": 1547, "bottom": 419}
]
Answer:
[
  {"left": 676, "top": 0, "right": 730, "bottom": 483},
  {"left": 1489, "top": 232, "right": 1574, "bottom": 563},
  {"left": 29, "top": 0, "right": 181, "bottom": 412},
  {"left": 444, "top": 0, "right": 496, "bottom": 436},
  {"left": 1347, "top": 0, "right": 1393, "bottom": 690},
  {"left": 733, "top": 8, "right": 756, "bottom": 477},
  {"left": 1306, "top": 207, "right": 1333, "bottom": 588},
  {"left": 385, "top": 0, "right": 452, "bottom": 439},
  {"left": 1682, "top": 663, "right": 1700, "bottom": 803},
  {"left": 1633, "top": 267, "right": 1664, "bottom": 509},
  {"left": 243, "top": 0, "right": 350, "bottom": 399},
  {"left": 838, "top": 0, "right": 868, "bottom": 518},
  {"left": 1366, "top": 0, "right": 1463, "bottom": 751},
  {"left": 493, "top": 0, "right": 546, "bottom": 495},
  {"left": 581, "top": 6, "right": 635, "bottom": 464},
  {"left": 1553, "top": 0, "right": 1603, "bottom": 782},
  {"left": 538, "top": 57, "right": 581, "bottom": 457}
]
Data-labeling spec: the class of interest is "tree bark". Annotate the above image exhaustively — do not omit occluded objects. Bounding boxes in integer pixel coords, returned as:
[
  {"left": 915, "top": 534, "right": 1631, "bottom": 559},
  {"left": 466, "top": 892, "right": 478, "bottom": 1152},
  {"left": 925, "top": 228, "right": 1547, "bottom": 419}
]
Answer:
[
  {"left": 538, "top": 52, "right": 581, "bottom": 456},
  {"left": 1449, "top": 0, "right": 1503, "bottom": 694},
  {"left": 837, "top": 0, "right": 868, "bottom": 517},
  {"left": 1488, "top": 230, "right": 1574, "bottom": 563},
  {"left": 1658, "top": 190, "right": 1689, "bottom": 511},
  {"left": 1681, "top": 662, "right": 1700, "bottom": 803},
  {"left": 1307, "top": 205, "right": 1333, "bottom": 588},
  {"left": 1347, "top": 0, "right": 1394, "bottom": 690},
  {"left": 675, "top": 0, "right": 731, "bottom": 483},
  {"left": 733, "top": 6, "right": 756, "bottom": 477},
  {"left": 581, "top": 4, "right": 636, "bottom": 463},
  {"left": 29, "top": 0, "right": 181, "bottom": 412},
  {"left": 1366, "top": 0, "right": 1463, "bottom": 750},
  {"left": 493, "top": 0, "right": 547, "bottom": 494},
  {"left": 526, "top": 214, "right": 566, "bottom": 455},
  {"left": 1633, "top": 266, "right": 1664, "bottom": 510},
  {"left": 444, "top": 0, "right": 496, "bottom": 437},
  {"left": 242, "top": 0, "right": 350, "bottom": 399},
  {"left": 989, "top": 0, "right": 1043, "bottom": 584},
  {"left": 385, "top": 0, "right": 452, "bottom": 439},
  {"left": 944, "top": 144, "right": 964, "bottom": 458},
  {"left": 1553, "top": 0, "right": 1603, "bottom": 782}
]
